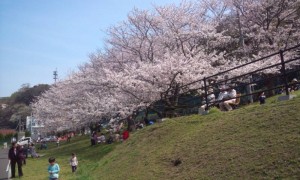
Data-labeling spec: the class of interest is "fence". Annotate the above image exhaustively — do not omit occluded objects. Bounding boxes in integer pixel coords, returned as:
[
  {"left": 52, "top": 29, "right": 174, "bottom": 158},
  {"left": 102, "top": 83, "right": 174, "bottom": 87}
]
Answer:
[{"left": 160, "top": 44, "right": 300, "bottom": 117}]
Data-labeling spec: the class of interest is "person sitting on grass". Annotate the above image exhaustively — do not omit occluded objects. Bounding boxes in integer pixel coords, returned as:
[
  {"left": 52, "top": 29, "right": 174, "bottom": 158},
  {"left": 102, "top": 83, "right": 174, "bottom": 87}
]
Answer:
[
  {"left": 219, "top": 85, "right": 237, "bottom": 111},
  {"left": 289, "top": 78, "right": 299, "bottom": 92},
  {"left": 259, "top": 92, "right": 266, "bottom": 104},
  {"left": 29, "top": 143, "right": 40, "bottom": 158},
  {"left": 217, "top": 85, "right": 228, "bottom": 110},
  {"left": 107, "top": 134, "right": 114, "bottom": 144},
  {"left": 122, "top": 130, "right": 129, "bottom": 141},
  {"left": 114, "top": 133, "right": 120, "bottom": 142},
  {"left": 98, "top": 133, "right": 106, "bottom": 144}
]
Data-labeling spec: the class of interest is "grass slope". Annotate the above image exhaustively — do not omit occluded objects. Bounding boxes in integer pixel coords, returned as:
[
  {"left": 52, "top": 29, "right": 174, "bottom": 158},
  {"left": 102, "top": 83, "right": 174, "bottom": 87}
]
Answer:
[{"left": 22, "top": 92, "right": 300, "bottom": 179}]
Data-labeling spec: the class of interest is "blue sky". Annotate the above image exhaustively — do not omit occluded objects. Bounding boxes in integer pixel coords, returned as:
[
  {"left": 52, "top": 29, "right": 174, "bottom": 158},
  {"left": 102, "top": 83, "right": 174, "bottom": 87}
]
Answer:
[{"left": 0, "top": 0, "right": 182, "bottom": 97}]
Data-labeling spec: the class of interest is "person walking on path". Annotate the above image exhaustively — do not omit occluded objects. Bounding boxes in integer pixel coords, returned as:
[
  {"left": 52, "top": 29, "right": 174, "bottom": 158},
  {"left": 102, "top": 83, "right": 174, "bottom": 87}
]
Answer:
[
  {"left": 48, "top": 157, "right": 60, "bottom": 180},
  {"left": 69, "top": 153, "right": 78, "bottom": 173},
  {"left": 8, "top": 142, "right": 23, "bottom": 178},
  {"left": 17, "top": 145, "right": 26, "bottom": 165}
]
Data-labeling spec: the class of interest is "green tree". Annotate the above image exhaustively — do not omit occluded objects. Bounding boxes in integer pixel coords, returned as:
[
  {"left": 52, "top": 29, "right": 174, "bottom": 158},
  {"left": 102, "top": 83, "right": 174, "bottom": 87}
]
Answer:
[
  {"left": 10, "top": 84, "right": 50, "bottom": 105},
  {"left": 9, "top": 103, "right": 30, "bottom": 123},
  {"left": 0, "top": 84, "right": 50, "bottom": 129}
]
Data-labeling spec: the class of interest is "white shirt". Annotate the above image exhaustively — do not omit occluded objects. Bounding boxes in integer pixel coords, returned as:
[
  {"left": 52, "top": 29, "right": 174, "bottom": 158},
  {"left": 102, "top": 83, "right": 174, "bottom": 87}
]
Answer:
[
  {"left": 70, "top": 156, "right": 78, "bottom": 166},
  {"left": 225, "top": 89, "right": 237, "bottom": 100},
  {"left": 207, "top": 94, "right": 215, "bottom": 102},
  {"left": 202, "top": 94, "right": 216, "bottom": 104},
  {"left": 99, "top": 135, "right": 106, "bottom": 142},
  {"left": 217, "top": 91, "right": 228, "bottom": 101}
]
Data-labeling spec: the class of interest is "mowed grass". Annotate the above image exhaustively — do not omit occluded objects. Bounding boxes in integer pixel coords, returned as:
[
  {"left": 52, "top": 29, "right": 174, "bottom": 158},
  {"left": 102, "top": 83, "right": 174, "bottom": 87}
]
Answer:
[
  {"left": 22, "top": 136, "right": 117, "bottom": 180},
  {"left": 22, "top": 91, "right": 300, "bottom": 179}
]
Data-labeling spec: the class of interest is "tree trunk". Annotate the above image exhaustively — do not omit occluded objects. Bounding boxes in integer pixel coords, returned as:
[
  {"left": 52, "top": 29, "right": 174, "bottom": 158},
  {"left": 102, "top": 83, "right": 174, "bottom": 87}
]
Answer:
[{"left": 127, "top": 117, "right": 136, "bottom": 132}]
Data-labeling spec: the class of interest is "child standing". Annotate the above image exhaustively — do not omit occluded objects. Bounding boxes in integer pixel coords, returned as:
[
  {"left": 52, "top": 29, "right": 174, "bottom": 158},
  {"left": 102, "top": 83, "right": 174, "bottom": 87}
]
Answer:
[
  {"left": 56, "top": 138, "right": 60, "bottom": 147},
  {"left": 48, "top": 157, "right": 60, "bottom": 180},
  {"left": 69, "top": 153, "right": 78, "bottom": 173}
]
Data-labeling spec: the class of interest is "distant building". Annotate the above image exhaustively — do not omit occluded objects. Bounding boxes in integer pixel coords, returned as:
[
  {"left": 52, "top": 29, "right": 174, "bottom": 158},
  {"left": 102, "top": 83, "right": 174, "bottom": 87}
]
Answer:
[{"left": 26, "top": 116, "right": 45, "bottom": 140}]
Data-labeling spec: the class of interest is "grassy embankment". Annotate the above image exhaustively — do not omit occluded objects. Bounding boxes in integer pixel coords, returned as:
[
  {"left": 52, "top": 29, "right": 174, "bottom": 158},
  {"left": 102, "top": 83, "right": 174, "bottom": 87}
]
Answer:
[{"left": 22, "top": 91, "right": 300, "bottom": 179}]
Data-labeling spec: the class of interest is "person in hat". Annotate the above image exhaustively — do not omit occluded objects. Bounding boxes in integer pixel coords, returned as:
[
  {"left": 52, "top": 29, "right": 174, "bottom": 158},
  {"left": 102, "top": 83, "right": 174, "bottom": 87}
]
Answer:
[
  {"left": 289, "top": 78, "right": 299, "bottom": 92},
  {"left": 219, "top": 84, "right": 236, "bottom": 111},
  {"left": 199, "top": 88, "right": 215, "bottom": 115}
]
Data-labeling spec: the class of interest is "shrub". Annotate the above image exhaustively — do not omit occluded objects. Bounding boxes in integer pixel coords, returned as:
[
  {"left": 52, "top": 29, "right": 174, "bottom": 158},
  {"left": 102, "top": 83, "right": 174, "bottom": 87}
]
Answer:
[{"left": 25, "top": 130, "right": 31, "bottom": 137}]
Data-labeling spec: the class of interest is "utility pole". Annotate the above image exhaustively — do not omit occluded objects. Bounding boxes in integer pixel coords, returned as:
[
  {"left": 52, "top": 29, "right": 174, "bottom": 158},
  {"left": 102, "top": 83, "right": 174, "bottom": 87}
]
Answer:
[
  {"left": 18, "top": 117, "right": 21, "bottom": 132},
  {"left": 53, "top": 69, "right": 58, "bottom": 83},
  {"left": 30, "top": 111, "right": 33, "bottom": 134},
  {"left": 17, "top": 116, "right": 25, "bottom": 140}
]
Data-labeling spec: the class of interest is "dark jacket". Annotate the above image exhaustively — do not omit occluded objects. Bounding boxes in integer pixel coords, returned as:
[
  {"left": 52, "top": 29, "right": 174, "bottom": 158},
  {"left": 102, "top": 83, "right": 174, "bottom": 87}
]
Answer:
[
  {"left": 17, "top": 147, "right": 25, "bottom": 160},
  {"left": 8, "top": 147, "right": 19, "bottom": 162}
]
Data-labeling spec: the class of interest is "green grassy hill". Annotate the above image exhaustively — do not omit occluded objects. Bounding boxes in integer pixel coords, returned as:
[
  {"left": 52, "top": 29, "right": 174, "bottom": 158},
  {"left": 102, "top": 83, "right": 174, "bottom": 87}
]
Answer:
[{"left": 22, "top": 92, "right": 300, "bottom": 180}]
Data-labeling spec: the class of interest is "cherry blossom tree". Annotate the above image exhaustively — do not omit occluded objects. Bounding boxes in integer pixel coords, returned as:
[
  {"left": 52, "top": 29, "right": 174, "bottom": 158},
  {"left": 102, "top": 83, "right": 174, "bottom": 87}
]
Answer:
[{"left": 32, "top": 0, "right": 300, "bottom": 131}]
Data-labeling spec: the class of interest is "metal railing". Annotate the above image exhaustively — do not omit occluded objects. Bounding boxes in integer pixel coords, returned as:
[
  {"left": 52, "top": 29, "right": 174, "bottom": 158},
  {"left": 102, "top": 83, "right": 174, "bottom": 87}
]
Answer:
[{"left": 160, "top": 44, "right": 300, "bottom": 116}]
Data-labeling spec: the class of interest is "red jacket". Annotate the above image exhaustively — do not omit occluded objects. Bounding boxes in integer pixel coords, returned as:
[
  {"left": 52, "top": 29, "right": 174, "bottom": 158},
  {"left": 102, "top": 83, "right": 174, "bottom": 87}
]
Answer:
[{"left": 122, "top": 131, "right": 129, "bottom": 140}]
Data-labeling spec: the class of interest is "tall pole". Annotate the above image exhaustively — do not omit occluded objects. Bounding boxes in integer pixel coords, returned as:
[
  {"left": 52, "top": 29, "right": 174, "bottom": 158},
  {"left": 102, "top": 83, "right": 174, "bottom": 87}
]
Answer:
[
  {"left": 31, "top": 111, "right": 33, "bottom": 134},
  {"left": 53, "top": 69, "right": 58, "bottom": 83},
  {"left": 18, "top": 117, "right": 21, "bottom": 132}
]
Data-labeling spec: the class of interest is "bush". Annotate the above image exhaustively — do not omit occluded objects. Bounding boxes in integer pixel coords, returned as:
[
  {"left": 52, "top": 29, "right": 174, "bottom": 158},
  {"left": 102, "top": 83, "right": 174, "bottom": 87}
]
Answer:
[
  {"left": 209, "top": 107, "right": 221, "bottom": 114},
  {"left": 4, "top": 133, "right": 16, "bottom": 140},
  {"left": 25, "top": 131, "right": 31, "bottom": 137}
]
